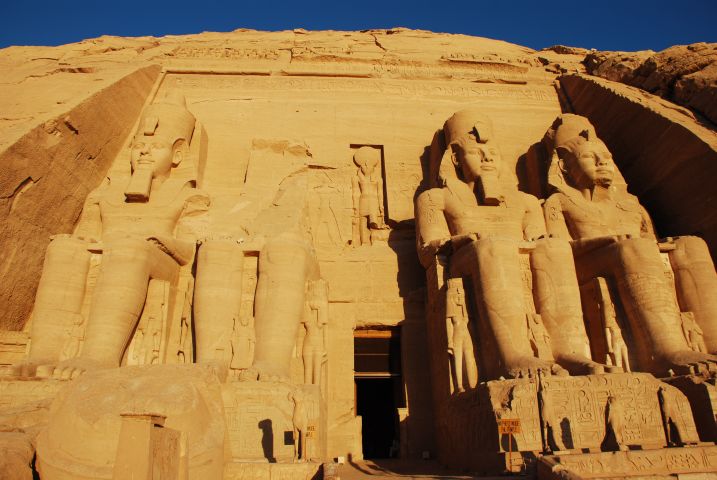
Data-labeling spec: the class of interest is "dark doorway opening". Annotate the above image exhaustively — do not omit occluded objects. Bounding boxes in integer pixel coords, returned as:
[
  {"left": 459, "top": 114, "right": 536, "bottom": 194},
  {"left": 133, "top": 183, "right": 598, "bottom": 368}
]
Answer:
[
  {"left": 355, "top": 378, "right": 399, "bottom": 459},
  {"left": 354, "top": 328, "right": 403, "bottom": 459}
]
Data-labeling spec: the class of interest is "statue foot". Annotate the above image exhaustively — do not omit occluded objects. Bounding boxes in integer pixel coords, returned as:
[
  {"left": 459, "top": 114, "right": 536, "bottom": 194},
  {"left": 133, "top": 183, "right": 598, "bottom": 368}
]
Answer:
[
  {"left": 664, "top": 350, "right": 717, "bottom": 376},
  {"left": 238, "top": 368, "right": 259, "bottom": 382},
  {"left": 1, "top": 361, "right": 38, "bottom": 378},
  {"left": 506, "top": 356, "right": 567, "bottom": 379},
  {"left": 48, "top": 358, "right": 110, "bottom": 380},
  {"left": 1, "top": 360, "right": 62, "bottom": 378},
  {"left": 245, "top": 364, "right": 289, "bottom": 383},
  {"left": 556, "top": 354, "right": 606, "bottom": 375}
]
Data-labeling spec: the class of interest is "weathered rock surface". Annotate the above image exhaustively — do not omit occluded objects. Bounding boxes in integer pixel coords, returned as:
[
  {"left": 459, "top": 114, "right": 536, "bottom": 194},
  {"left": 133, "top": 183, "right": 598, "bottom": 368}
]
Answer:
[{"left": 585, "top": 43, "right": 717, "bottom": 125}]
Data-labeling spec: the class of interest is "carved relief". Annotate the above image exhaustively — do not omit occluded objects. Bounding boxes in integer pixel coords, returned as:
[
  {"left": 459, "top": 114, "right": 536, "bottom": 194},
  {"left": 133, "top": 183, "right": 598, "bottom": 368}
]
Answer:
[{"left": 351, "top": 145, "right": 386, "bottom": 246}]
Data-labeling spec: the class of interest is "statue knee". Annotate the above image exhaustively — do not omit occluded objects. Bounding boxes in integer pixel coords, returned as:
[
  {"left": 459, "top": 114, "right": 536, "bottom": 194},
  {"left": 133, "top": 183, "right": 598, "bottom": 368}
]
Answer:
[
  {"left": 262, "top": 233, "right": 314, "bottom": 274},
  {"left": 673, "top": 236, "right": 713, "bottom": 263},
  {"left": 45, "top": 236, "right": 87, "bottom": 263},
  {"left": 615, "top": 237, "right": 661, "bottom": 266},
  {"left": 105, "top": 238, "right": 154, "bottom": 265},
  {"left": 533, "top": 237, "right": 573, "bottom": 262},
  {"left": 473, "top": 237, "right": 500, "bottom": 259}
]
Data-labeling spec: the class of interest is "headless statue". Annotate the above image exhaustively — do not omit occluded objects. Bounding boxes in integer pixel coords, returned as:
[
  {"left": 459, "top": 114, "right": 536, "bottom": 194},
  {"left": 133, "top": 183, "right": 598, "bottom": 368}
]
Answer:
[
  {"left": 542, "top": 114, "right": 717, "bottom": 376},
  {"left": 15, "top": 94, "right": 208, "bottom": 379},
  {"left": 416, "top": 108, "right": 602, "bottom": 379}
]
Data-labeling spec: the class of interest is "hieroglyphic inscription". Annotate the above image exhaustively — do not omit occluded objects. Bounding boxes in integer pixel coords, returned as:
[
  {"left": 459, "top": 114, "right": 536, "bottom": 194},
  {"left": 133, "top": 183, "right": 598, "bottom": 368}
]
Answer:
[
  {"left": 168, "top": 74, "right": 554, "bottom": 101},
  {"left": 169, "top": 47, "right": 283, "bottom": 60},
  {"left": 545, "top": 445, "right": 717, "bottom": 477},
  {"left": 548, "top": 373, "right": 675, "bottom": 448}
]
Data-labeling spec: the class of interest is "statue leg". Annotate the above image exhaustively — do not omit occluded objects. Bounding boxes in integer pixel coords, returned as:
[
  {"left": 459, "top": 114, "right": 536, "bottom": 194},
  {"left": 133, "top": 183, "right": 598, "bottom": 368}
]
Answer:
[
  {"left": 451, "top": 238, "right": 550, "bottom": 379},
  {"left": 53, "top": 239, "right": 178, "bottom": 378},
  {"left": 312, "top": 351, "right": 322, "bottom": 386},
  {"left": 580, "top": 238, "right": 715, "bottom": 375},
  {"left": 360, "top": 217, "right": 371, "bottom": 245},
  {"left": 194, "top": 239, "right": 243, "bottom": 366},
  {"left": 22, "top": 237, "right": 90, "bottom": 374},
  {"left": 251, "top": 233, "right": 319, "bottom": 381},
  {"left": 669, "top": 236, "right": 717, "bottom": 352},
  {"left": 303, "top": 351, "right": 313, "bottom": 385},
  {"left": 531, "top": 238, "right": 603, "bottom": 374},
  {"left": 453, "top": 337, "right": 464, "bottom": 392},
  {"left": 461, "top": 335, "right": 478, "bottom": 389}
]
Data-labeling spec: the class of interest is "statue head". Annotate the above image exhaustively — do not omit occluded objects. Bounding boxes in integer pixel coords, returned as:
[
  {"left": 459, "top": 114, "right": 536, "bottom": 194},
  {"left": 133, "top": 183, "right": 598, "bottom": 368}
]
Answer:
[
  {"left": 443, "top": 108, "right": 501, "bottom": 184},
  {"left": 545, "top": 114, "right": 615, "bottom": 191},
  {"left": 126, "top": 93, "right": 195, "bottom": 200},
  {"left": 353, "top": 146, "right": 380, "bottom": 175}
]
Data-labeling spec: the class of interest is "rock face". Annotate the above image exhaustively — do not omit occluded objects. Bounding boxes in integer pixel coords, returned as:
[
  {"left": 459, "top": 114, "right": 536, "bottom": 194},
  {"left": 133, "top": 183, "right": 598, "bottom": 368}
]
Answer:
[
  {"left": 585, "top": 43, "right": 717, "bottom": 125},
  {"left": 0, "top": 28, "right": 716, "bottom": 480}
]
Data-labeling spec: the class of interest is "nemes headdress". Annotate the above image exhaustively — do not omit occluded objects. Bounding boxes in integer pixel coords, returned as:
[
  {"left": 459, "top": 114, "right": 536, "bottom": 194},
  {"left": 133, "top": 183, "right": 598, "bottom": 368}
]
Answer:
[
  {"left": 542, "top": 114, "right": 598, "bottom": 155},
  {"left": 428, "top": 107, "right": 495, "bottom": 187},
  {"left": 542, "top": 113, "right": 626, "bottom": 192},
  {"left": 443, "top": 107, "right": 494, "bottom": 147},
  {"left": 137, "top": 93, "right": 195, "bottom": 145}
]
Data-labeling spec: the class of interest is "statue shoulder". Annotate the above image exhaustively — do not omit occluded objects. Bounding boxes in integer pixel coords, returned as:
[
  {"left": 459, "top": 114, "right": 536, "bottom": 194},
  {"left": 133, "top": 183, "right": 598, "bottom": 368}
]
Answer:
[
  {"left": 614, "top": 191, "right": 642, "bottom": 211},
  {"left": 85, "top": 178, "right": 111, "bottom": 206},
  {"left": 516, "top": 190, "right": 541, "bottom": 208},
  {"left": 179, "top": 184, "right": 210, "bottom": 216},
  {"left": 416, "top": 187, "right": 445, "bottom": 211},
  {"left": 544, "top": 192, "right": 566, "bottom": 209}
]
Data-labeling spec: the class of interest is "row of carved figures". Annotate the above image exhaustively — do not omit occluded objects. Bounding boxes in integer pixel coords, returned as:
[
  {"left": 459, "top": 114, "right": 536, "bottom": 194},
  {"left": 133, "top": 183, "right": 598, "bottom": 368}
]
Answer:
[
  {"left": 535, "top": 374, "right": 691, "bottom": 453},
  {"left": 416, "top": 108, "right": 717, "bottom": 389}
]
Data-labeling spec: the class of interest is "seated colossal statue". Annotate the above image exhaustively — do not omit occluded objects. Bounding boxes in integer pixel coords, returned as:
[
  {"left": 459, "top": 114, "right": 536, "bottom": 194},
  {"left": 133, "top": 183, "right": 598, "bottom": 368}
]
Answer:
[
  {"left": 541, "top": 114, "right": 717, "bottom": 376},
  {"left": 13, "top": 94, "right": 209, "bottom": 379},
  {"left": 415, "top": 108, "right": 603, "bottom": 380}
]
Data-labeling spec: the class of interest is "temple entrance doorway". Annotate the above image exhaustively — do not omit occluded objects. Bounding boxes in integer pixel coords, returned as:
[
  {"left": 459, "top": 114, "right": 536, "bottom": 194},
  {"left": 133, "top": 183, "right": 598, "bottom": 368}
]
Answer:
[{"left": 354, "top": 328, "right": 403, "bottom": 459}]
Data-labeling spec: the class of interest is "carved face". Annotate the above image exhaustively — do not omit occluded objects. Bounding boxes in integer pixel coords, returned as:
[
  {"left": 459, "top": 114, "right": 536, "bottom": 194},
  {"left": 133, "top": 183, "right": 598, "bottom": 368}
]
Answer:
[
  {"left": 130, "top": 134, "right": 177, "bottom": 179},
  {"left": 454, "top": 139, "right": 500, "bottom": 182},
  {"left": 560, "top": 140, "right": 615, "bottom": 189}
]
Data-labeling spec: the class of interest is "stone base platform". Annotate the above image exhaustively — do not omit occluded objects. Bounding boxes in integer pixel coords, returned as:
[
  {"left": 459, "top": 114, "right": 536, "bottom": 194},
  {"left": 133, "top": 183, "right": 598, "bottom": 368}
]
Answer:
[
  {"left": 222, "top": 380, "right": 326, "bottom": 463},
  {"left": 224, "top": 462, "right": 322, "bottom": 480},
  {"left": 436, "top": 373, "right": 697, "bottom": 475},
  {"left": 538, "top": 445, "right": 717, "bottom": 479},
  {"left": 666, "top": 375, "right": 717, "bottom": 443}
]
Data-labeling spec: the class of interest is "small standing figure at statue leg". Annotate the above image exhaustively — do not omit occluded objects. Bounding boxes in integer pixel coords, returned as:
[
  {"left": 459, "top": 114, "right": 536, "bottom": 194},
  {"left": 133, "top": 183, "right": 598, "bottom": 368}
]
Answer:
[
  {"left": 445, "top": 278, "right": 478, "bottom": 392},
  {"left": 302, "top": 279, "right": 329, "bottom": 387}
]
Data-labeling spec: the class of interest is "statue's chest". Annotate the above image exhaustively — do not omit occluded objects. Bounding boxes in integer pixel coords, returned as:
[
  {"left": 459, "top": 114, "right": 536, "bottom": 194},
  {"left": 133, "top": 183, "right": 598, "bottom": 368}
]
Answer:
[
  {"left": 445, "top": 200, "right": 524, "bottom": 238},
  {"left": 99, "top": 199, "right": 183, "bottom": 230},
  {"left": 563, "top": 197, "right": 642, "bottom": 237}
]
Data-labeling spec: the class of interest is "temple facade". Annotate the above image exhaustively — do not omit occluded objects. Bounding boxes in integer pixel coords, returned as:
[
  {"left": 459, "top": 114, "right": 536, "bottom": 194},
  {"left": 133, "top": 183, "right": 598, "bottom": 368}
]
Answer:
[{"left": 1, "top": 29, "right": 717, "bottom": 479}]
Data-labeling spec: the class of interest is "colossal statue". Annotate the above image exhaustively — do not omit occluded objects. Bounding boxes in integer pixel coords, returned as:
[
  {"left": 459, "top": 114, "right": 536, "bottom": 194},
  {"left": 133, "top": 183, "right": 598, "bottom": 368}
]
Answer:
[
  {"left": 416, "top": 108, "right": 602, "bottom": 380},
  {"left": 14, "top": 94, "right": 209, "bottom": 379},
  {"left": 542, "top": 114, "right": 717, "bottom": 376}
]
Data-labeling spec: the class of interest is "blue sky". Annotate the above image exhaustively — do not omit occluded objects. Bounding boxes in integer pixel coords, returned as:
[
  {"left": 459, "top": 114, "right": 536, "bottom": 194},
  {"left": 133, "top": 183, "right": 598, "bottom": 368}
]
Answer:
[{"left": 2, "top": 0, "right": 716, "bottom": 52}]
